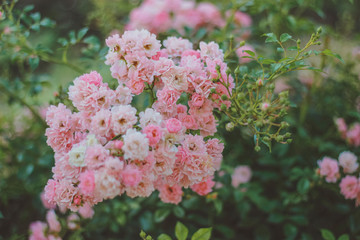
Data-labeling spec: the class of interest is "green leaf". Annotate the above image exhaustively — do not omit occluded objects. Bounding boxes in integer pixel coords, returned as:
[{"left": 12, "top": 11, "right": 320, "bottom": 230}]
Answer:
[
  {"left": 69, "top": 31, "right": 77, "bottom": 44},
  {"left": 243, "top": 50, "right": 255, "bottom": 57},
  {"left": 29, "top": 57, "right": 39, "bottom": 70},
  {"left": 158, "top": 234, "right": 172, "bottom": 240},
  {"left": 263, "top": 33, "right": 278, "bottom": 43},
  {"left": 175, "top": 222, "right": 188, "bottom": 240},
  {"left": 24, "top": 5, "right": 35, "bottom": 12},
  {"left": 280, "top": 33, "right": 292, "bottom": 43},
  {"left": 321, "top": 229, "right": 335, "bottom": 240},
  {"left": 338, "top": 234, "right": 349, "bottom": 240},
  {"left": 173, "top": 206, "right": 185, "bottom": 218},
  {"left": 154, "top": 209, "right": 170, "bottom": 223},
  {"left": 30, "top": 12, "right": 41, "bottom": 22},
  {"left": 0, "top": 211, "right": 3, "bottom": 219},
  {"left": 40, "top": 18, "right": 55, "bottom": 28},
  {"left": 297, "top": 178, "right": 310, "bottom": 194},
  {"left": 77, "top": 27, "right": 89, "bottom": 41},
  {"left": 321, "top": 49, "right": 344, "bottom": 63},
  {"left": 191, "top": 228, "right": 212, "bottom": 240},
  {"left": 284, "top": 224, "right": 297, "bottom": 239},
  {"left": 58, "top": 38, "right": 68, "bottom": 47}
]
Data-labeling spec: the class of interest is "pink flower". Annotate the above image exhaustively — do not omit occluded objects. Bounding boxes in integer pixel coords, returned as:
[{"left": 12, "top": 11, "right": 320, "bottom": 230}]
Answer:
[
  {"left": 111, "top": 105, "right": 137, "bottom": 135},
  {"left": 79, "top": 170, "right": 96, "bottom": 195},
  {"left": 335, "top": 118, "right": 347, "bottom": 138},
  {"left": 67, "top": 213, "right": 80, "bottom": 230},
  {"left": 123, "top": 129, "right": 149, "bottom": 161},
  {"left": 158, "top": 183, "right": 183, "bottom": 204},
  {"left": 166, "top": 118, "right": 182, "bottom": 133},
  {"left": 236, "top": 45, "right": 255, "bottom": 64},
  {"left": 318, "top": 157, "right": 340, "bottom": 183},
  {"left": 346, "top": 123, "right": 360, "bottom": 147},
  {"left": 78, "top": 203, "right": 95, "bottom": 219},
  {"left": 143, "top": 124, "right": 162, "bottom": 146},
  {"left": 40, "top": 192, "right": 56, "bottom": 209},
  {"left": 46, "top": 210, "right": 61, "bottom": 233},
  {"left": 191, "top": 177, "right": 215, "bottom": 196},
  {"left": 232, "top": 166, "right": 252, "bottom": 188},
  {"left": 339, "top": 151, "right": 358, "bottom": 174},
  {"left": 122, "top": 165, "right": 142, "bottom": 187},
  {"left": 29, "top": 221, "right": 47, "bottom": 240},
  {"left": 339, "top": 176, "right": 359, "bottom": 199}
]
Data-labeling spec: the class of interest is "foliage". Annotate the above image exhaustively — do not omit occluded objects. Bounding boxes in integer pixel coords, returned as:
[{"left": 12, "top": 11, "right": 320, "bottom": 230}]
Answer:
[{"left": 0, "top": 0, "right": 360, "bottom": 240}]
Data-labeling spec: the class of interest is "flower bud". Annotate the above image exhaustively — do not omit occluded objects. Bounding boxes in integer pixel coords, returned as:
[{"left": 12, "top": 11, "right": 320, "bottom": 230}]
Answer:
[
  {"left": 226, "top": 122, "right": 235, "bottom": 131},
  {"left": 221, "top": 94, "right": 228, "bottom": 100}
]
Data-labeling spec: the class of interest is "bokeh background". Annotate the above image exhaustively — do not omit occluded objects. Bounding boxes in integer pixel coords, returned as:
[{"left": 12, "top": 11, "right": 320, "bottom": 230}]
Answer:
[{"left": 1, "top": 0, "right": 360, "bottom": 239}]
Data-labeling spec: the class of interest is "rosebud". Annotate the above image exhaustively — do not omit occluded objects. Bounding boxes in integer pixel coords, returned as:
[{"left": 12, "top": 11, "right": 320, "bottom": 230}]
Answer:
[
  {"left": 239, "top": 41, "right": 246, "bottom": 47},
  {"left": 220, "top": 103, "right": 227, "bottom": 111},
  {"left": 261, "top": 102, "right": 270, "bottom": 111},
  {"left": 226, "top": 122, "right": 235, "bottom": 131},
  {"left": 221, "top": 94, "right": 228, "bottom": 100},
  {"left": 256, "top": 78, "right": 263, "bottom": 86},
  {"left": 254, "top": 145, "right": 261, "bottom": 152}
]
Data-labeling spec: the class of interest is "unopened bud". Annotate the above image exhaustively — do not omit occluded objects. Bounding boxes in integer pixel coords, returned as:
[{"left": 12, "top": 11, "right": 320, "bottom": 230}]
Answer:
[
  {"left": 226, "top": 122, "right": 235, "bottom": 131},
  {"left": 221, "top": 94, "right": 228, "bottom": 100},
  {"left": 254, "top": 145, "right": 261, "bottom": 152},
  {"left": 239, "top": 41, "right": 246, "bottom": 47}
]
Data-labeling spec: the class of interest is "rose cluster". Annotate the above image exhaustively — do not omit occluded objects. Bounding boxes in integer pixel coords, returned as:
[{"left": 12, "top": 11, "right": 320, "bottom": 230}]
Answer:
[
  {"left": 125, "top": 0, "right": 251, "bottom": 38},
  {"left": 43, "top": 29, "right": 228, "bottom": 213},
  {"left": 317, "top": 151, "right": 360, "bottom": 205}
]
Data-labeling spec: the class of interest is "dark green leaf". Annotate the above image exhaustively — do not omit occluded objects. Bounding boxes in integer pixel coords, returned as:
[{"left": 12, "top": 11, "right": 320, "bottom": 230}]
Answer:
[
  {"left": 321, "top": 229, "right": 335, "bottom": 240},
  {"left": 173, "top": 206, "right": 185, "bottom": 218},
  {"left": 338, "top": 234, "right": 349, "bottom": 240},
  {"left": 297, "top": 178, "right": 310, "bottom": 194},
  {"left": 154, "top": 209, "right": 170, "bottom": 223},
  {"left": 29, "top": 57, "right": 39, "bottom": 70}
]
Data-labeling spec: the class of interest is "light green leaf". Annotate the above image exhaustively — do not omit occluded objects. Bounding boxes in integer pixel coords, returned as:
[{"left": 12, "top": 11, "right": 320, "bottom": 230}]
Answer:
[
  {"left": 175, "top": 222, "right": 188, "bottom": 240},
  {"left": 321, "top": 49, "right": 344, "bottom": 63},
  {"left": 263, "top": 33, "right": 278, "bottom": 43},
  {"left": 280, "top": 33, "right": 292, "bottom": 43},
  {"left": 191, "top": 228, "right": 212, "bottom": 240},
  {"left": 77, "top": 27, "right": 89, "bottom": 41},
  {"left": 158, "top": 234, "right": 172, "bottom": 240}
]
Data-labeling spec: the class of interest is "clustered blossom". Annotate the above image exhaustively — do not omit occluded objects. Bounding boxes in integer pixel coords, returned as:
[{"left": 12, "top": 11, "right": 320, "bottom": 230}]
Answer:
[
  {"left": 43, "top": 29, "right": 227, "bottom": 213},
  {"left": 125, "top": 0, "right": 251, "bottom": 38},
  {"left": 317, "top": 151, "right": 360, "bottom": 206},
  {"left": 335, "top": 118, "right": 360, "bottom": 147}
]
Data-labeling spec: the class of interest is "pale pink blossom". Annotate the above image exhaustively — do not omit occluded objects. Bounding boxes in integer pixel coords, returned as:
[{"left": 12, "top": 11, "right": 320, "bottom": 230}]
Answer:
[
  {"left": 232, "top": 166, "right": 252, "bottom": 187},
  {"left": 339, "top": 176, "right": 359, "bottom": 199},
  {"left": 318, "top": 157, "right": 340, "bottom": 183},
  {"left": 46, "top": 210, "right": 61, "bottom": 233},
  {"left": 339, "top": 151, "right": 358, "bottom": 173}
]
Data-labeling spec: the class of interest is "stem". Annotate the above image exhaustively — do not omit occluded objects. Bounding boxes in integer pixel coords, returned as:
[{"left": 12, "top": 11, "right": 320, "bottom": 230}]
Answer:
[{"left": 0, "top": 83, "right": 47, "bottom": 128}]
